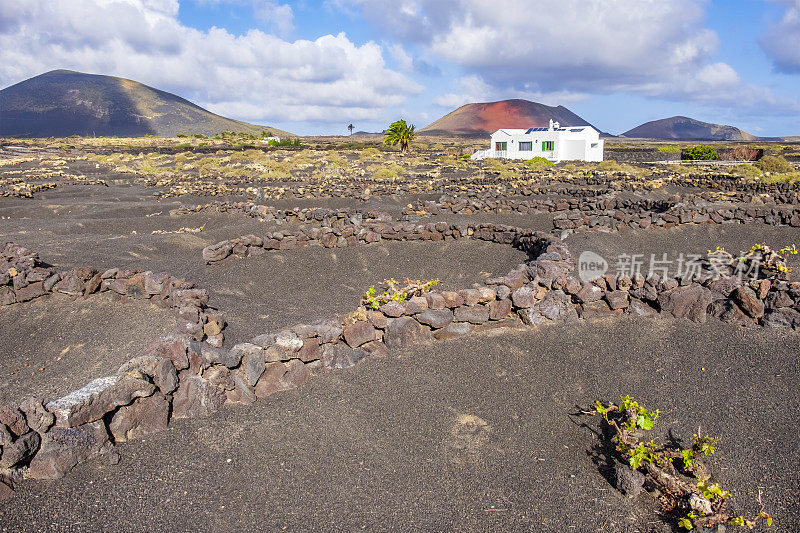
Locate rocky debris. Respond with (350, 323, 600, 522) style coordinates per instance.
(615, 463, 646, 498)
(763, 307, 800, 328)
(118, 356, 178, 394)
(732, 286, 765, 318)
(628, 298, 660, 318)
(0, 477, 13, 500)
(171, 375, 227, 419)
(415, 308, 454, 329)
(658, 284, 713, 323)
(384, 316, 432, 349)
(198, 345, 239, 368)
(18, 397, 54, 434)
(0, 431, 40, 468)
(253, 362, 286, 398)
(537, 291, 580, 323)
(27, 421, 113, 480)
(453, 305, 490, 324)
(145, 337, 190, 370)
(46, 375, 156, 428)
(576, 283, 604, 304)
(226, 372, 257, 405)
(342, 321, 377, 348)
(518, 308, 547, 327)
(202, 240, 234, 263)
(0, 406, 29, 437)
(432, 322, 473, 340)
(511, 286, 536, 308)
(605, 290, 629, 310)
(109, 392, 170, 442)
(488, 298, 513, 320)
(322, 343, 370, 370)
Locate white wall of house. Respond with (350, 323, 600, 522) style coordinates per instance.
(472, 122, 604, 162)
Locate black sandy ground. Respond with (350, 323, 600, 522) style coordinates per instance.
(0, 318, 797, 532)
(1, 181, 799, 531)
(0, 293, 174, 406)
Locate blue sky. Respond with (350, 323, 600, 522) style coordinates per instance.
(1, 0, 799, 136)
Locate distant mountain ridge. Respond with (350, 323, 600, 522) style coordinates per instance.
(622, 116, 757, 141)
(0, 70, 291, 138)
(420, 99, 597, 136)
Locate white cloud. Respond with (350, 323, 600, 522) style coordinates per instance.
(433, 75, 589, 109)
(388, 43, 414, 71)
(0, 0, 422, 125)
(761, 0, 800, 73)
(339, 0, 799, 113)
(253, 1, 294, 36)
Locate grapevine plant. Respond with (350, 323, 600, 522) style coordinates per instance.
(708, 243, 797, 279)
(590, 397, 772, 530)
(362, 278, 439, 310)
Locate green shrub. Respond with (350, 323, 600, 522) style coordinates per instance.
(359, 147, 382, 161)
(523, 156, 555, 169)
(759, 171, 800, 184)
(597, 160, 623, 172)
(729, 163, 762, 179)
(372, 164, 402, 180)
(754, 155, 794, 173)
(682, 145, 719, 160)
(271, 138, 302, 147)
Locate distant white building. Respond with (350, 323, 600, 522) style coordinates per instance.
(472, 120, 604, 162)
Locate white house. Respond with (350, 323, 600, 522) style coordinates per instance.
(472, 120, 604, 162)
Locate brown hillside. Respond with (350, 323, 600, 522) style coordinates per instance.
(622, 116, 757, 141)
(421, 99, 595, 135)
(0, 70, 292, 138)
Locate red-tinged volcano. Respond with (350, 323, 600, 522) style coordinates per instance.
(420, 99, 596, 136)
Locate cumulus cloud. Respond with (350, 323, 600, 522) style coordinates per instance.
(0, 0, 422, 125)
(761, 0, 800, 73)
(339, 0, 798, 112)
(433, 75, 589, 109)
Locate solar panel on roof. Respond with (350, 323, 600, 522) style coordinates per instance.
(570, 128, 584, 132)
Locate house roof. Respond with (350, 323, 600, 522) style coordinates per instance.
(493, 126, 595, 135)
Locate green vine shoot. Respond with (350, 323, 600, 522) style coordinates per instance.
(589, 396, 773, 530)
(362, 278, 439, 310)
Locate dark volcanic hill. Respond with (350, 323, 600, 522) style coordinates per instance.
(420, 99, 596, 136)
(622, 116, 756, 141)
(0, 70, 290, 138)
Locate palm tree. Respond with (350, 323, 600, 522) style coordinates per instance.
(383, 119, 416, 152)
(347, 123, 354, 135)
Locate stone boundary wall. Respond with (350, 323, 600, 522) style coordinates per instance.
(604, 149, 682, 163)
(553, 203, 800, 232)
(0, 242, 227, 493)
(404, 190, 800, 218)
(186, 197, 800, 255)
(171, 202, 394, 227)
(201, 220, 546, 263)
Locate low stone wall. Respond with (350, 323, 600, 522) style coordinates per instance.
(605, 149, 682, 163)
(0, 242, 226, 493)
(404, 190, 800, 219)
(553, 203, 800, 232)
(201, 220, 550, 263)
